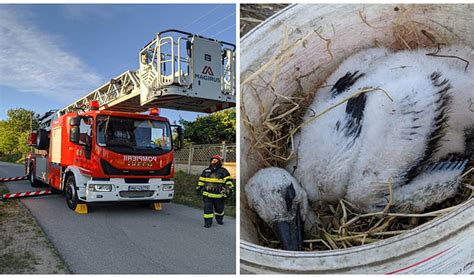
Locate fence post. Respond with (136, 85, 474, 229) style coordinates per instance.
(221, 141, 227, 162)
(187, 143, 194, 174)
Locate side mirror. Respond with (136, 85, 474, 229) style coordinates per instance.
(171, 125, 184, 150)
(70, 117, 80, 126)
(70, 126, 79, 143)
(177, 126, 184, 150)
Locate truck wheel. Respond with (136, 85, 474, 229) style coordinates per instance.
(65, 175, 78, 210)
(29, 166, 42, 188)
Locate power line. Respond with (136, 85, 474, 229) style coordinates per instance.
(200, 12, 236, 36)
(180, 4, 222, 30)
(209, 24, 236, 38)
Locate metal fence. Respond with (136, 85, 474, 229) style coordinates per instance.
(175, 142, 236, 174)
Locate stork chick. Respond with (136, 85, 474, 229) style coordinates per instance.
(245, 45, 474, 250)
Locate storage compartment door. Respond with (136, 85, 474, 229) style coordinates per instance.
(51, 127, 62, 163)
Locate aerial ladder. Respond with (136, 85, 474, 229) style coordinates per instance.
(57, 29, 236, 119)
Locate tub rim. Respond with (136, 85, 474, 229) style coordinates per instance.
(240, 198, 473, 258)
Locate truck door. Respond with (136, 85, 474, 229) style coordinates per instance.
(76, 117, 93, 172)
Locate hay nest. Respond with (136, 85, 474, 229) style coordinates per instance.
(240, 4, 289, 37)
(241, 6, 473, 250)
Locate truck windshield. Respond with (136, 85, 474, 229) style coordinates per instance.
(96, 115, 172, 155)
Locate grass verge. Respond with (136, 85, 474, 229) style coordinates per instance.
(0, 186, 69, 274)
(172, 170, 236, 217)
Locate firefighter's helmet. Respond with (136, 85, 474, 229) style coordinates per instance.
(211, 154, 223, 161)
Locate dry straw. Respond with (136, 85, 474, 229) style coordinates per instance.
(241, 6, 473, 250)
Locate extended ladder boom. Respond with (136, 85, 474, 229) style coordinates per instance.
(60, 70, 142, 114)
(59, 30, 236, 115)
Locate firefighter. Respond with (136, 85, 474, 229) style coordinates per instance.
(196, 154, 234, 228)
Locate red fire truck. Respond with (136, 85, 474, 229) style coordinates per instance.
(24, 30, 235, 213)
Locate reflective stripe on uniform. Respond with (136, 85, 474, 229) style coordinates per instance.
(203, 192, 223, 198)
(215, 211, 224, 216)
(199, 177, 225, 183)
(203, 213, 214, 218)
(197, 181, 205, 186)
(223, 176, 234, 188)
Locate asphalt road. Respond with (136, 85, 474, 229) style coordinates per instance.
(0, 161, 236, 274)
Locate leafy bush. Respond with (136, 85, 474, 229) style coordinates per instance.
(0, 109, 38, 162)
(179, 109, 236, 144)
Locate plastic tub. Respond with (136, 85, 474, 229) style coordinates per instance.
(240, 4, 474, 274)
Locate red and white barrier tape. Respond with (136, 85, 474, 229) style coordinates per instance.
(1, 189, 52, 200)
(0, 176, 28, 182)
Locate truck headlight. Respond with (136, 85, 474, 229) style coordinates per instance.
(162, 184, 174, 191)
(88, 184, 112, 192)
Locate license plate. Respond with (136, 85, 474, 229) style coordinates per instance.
(128, 185, 150, 191)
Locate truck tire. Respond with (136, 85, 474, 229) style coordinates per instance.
(29, 165, 42, 188)
(36, 129, 49, 150)
(64, 175, 79, 210)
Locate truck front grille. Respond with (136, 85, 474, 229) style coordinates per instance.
(101, 159, 172, 176)
(125, 178, 149, 184)
(119, 191, 155, 198)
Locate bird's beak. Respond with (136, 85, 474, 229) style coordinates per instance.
(272, 207, 304, 251)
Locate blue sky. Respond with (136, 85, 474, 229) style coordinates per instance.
(0, 4, 236, 123)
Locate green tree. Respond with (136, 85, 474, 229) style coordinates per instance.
(0, 108, 38, 162)
(179, 108, 236, 144)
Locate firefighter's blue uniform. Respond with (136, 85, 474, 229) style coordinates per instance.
(196, 156, 234, 227)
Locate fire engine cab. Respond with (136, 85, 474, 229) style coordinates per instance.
(24, 30, 235, 213)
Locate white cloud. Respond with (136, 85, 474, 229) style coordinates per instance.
(0, 6, 103, 104)
(60, 5, 120, 23)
